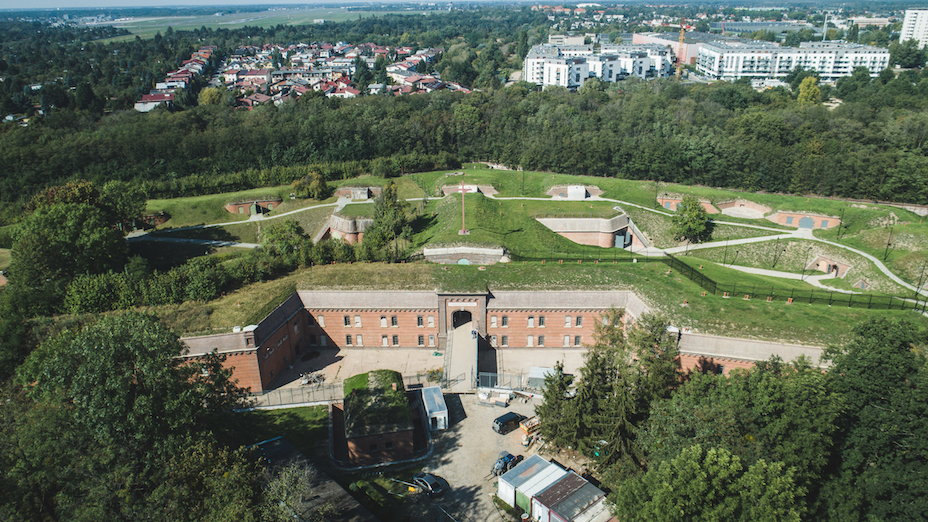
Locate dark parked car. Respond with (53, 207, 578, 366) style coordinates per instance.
(413, 473, 444, 495)
(492, 411, 523, 434)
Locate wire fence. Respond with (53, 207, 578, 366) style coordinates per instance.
(504, 253, 927, 312)
(250, 371, 445, 408)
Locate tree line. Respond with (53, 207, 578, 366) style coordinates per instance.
(537, 314, 928, 520)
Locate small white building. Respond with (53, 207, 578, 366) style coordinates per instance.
(420, 386, 448, 431)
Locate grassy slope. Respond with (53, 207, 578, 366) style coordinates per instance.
(0, 248, 10, 270)
(146, 177, 422, 230)
(684, 239, 911, 295)
(137, 262, 926, 346)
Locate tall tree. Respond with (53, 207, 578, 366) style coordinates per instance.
(817, 319, 928, 520)
(535, 361, 575, 448)
(612, 445, 805, 521)
(671, 195, 712, 243)
(797, 76, 822, 105)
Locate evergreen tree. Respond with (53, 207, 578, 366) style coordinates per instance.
(535, 361, 574, 448)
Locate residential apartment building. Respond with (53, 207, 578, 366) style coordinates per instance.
(900, 9, 928, 48)
(696, 41, 890, 81)
(522, 43, 673, 88)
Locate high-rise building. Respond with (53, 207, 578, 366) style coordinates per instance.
(900, 9, 928, 48)
(522, 43, 674, 88)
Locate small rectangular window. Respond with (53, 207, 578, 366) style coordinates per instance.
(538, 316, 545, 327)
(563, 335, 570, 347)
(345, 335, 353, 346)
(491, 315, 498, 328)
(501, 335, 509, 347)
(491, 335, 497, 346)
(821, 220, 828, 228)
(527, 335, 534, 347)
(576, 316, 583, 327)
(786, 216, 794, 225)
(354, 315, 362, 328)
(502, 316, 509, 327)
(317, 315, 325, 327)
(428, 316, 435, 328)
(428, 335, 435, 347)
(538, 335, 545, 347)
(418, 335, 424, 346)
(392, 335, 399, 346)
(528, 316, 535, 328)
(344, 315, 351, 327)
(574, 335, 582, 346)
(391, 316, 398, 327)
(381, 335, 388, 347)
(417, 315, 424, 327)
(380, 316, 387, 327)
(356, 335, 363, 347)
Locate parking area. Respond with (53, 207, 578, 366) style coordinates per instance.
(419, 394, 539, 521)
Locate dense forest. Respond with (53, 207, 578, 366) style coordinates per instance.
(538, 312, 928, 520)
(3, 71, 928, 227)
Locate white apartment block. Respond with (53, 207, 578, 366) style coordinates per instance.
(900, 9, 928, 48)
(696, 41, 890, 82)
(522, 44, 674, 88)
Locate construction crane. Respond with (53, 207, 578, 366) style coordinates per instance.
(675, 19, 687, 79)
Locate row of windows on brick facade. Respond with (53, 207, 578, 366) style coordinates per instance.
(490, 315, 584, 328)
(301, 333, 581, 348)
(489, 334, 584, 347)
(307, 315, 438, 328)
(308, 314, 587, 329)
(303, 333, 438, 347)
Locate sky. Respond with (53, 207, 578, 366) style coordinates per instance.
(0, 0, 439, 10)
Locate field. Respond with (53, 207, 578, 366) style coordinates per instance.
(0, 248, 10, 270)
(93, 7, 429, 42)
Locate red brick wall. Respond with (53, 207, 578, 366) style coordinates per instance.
(218, 351, 263, 391)
(347, 430, 416, 465)
(305, 309, 441, 349)
(678, 354, 755, 375)
(255, 310, 310, 389)
(486, 310, 600, 348)
(558, 231, 614, 248)
(223, 200, 280, 215)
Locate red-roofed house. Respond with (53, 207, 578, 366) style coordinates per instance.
(134, 93, 174, 112)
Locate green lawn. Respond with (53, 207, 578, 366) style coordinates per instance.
(235, 405, 328, 458)
(0, 248, 10, 270)
(98, 7, 429, 42)
(146, 186, 299, 228)
(336, 203, 376, 218)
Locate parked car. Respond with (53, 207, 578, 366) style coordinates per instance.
(412, 473, 444, 496)
(492, 411, 523, 434)
(506, 454, 524, 472)
(492, 451, 515, 476)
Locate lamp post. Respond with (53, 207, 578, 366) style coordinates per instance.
(458, 180, 469, 236)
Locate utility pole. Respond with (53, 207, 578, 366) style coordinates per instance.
(458, 180, 469, 236)
(882, 225, 894, 260)
(836, 207, 846, 239)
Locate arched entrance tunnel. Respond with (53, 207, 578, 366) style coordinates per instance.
(452, 310, 473, 329)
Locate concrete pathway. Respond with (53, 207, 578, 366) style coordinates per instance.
(721, 263, 858, 294)
(445, 321, 478, 393)
(126, 235, 260, 249)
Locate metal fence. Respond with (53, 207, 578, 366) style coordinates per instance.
(477, 371, 545, 393)
(509, 252, 927, 312)
(250, 371, 446, 408)
(666, 253, 928, 312)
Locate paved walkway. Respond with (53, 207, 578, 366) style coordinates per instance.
(126, 235, 260, 249)
(445, 322, 478, 393)
(721, 263, 857, 294)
